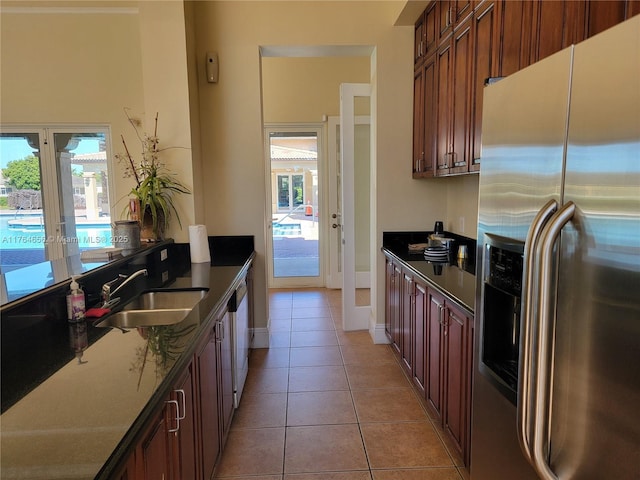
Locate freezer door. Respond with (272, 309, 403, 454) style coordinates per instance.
(472, 47, 573, 479)
(550, 16, 640, 480)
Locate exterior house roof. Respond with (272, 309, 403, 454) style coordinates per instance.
(270, 145, 316, 161)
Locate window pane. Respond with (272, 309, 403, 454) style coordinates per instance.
(292, 174, 304, 207)
(0, 132, 47, 271)
(53, 132, 111, 256)
(278, 175, 290, 209)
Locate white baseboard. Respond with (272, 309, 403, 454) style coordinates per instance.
(251, 327, 270, 348)
(370, 320, 390, 345)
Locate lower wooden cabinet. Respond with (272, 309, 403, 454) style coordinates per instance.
(196, 307, 234, 480)
(196, 321, 221, 480)
(173, 364, 198, 480)
(133, 363, 198, 480)
(384, 254, 474, 466)
(118, 305, 237, 480)
(442, 300, 473, 464)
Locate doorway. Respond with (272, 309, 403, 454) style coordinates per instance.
(265, 125, 323, 288)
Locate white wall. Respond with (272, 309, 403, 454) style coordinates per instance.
(1, 1, 196, 242)
(190, 1, 457, 333)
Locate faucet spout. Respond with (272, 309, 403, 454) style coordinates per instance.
(101, 268, 148, 308)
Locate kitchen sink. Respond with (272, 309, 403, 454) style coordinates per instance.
(95, 289, 208, 329)
(122, 289, 207, 311)
(95, 308, 193, 329)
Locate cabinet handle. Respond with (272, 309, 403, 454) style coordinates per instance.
(175, 389, 186, 421)
(216, 320, 223, 343)
(166, 399, 180, 433)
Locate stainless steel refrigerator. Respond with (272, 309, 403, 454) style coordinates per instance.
(472, 16, 640, 480)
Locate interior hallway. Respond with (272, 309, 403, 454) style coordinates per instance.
(214, 288, 466, 480)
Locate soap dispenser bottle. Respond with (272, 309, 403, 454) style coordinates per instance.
(66, 276, 85, 323)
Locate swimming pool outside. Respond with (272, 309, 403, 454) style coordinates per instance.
(0, 211, 113, 271)
(0, 212, 113, 250)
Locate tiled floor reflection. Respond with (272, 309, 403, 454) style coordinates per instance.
(214, 288, 466, 480)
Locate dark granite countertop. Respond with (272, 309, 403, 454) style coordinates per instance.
(382, 231, 477, 315)
(0, 240, 254, 480)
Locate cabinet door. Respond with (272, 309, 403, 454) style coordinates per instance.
(497, 0, 533, 77)
(172, 365, 198, 480)
(415, 13, 425, 65)
(400, 272, 414, 375)
(413, 67, 425, 175)
(443, 304, 468, 455)
(196, 327, 220, 480)
(436, 41, 453, 175)
(141, 407, 172, 480)
(586, 0, 627, 38)
(470, 1, 499, 172)
(412, 280, 427, 396)
(422, 54, 438, 177)
(426, 288, 445, 419)
(218, 311, 234, 442)
(439, 0, 454, 43)
(385, 257, 400, 342)
(450, 16, 473, 175)
(530, 0, 586, 64)
(391, 262, 402, 351)
(424, 1, 439, 56)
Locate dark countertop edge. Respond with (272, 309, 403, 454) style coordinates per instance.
(382, 247, 474, 317)
(96, 251, 255, 480)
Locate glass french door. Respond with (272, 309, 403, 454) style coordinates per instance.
(277, 173, 304, 211)
(0, 127, 111, 272)
(265, 126, 323, 287)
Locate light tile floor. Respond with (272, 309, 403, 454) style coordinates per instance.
(214, 288, 467, 480)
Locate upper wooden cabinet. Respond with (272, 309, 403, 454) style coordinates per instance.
(529, 0, 586, 64)
(413, 0, 639, 179)
(439, 0, 474, 43)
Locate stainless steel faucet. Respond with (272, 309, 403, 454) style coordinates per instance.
(101, 268, 148, 308)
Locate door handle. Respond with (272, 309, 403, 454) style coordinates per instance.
(530, 201, 575, 480)
(175, 389, 186, 421)
(166, 399, 180, 433)
(518, 199, 557, 463)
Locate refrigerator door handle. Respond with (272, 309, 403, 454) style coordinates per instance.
(518, 199, 558, 463)
(531, 201, 576, 480)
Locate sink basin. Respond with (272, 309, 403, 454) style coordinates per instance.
(95, 308, 193, 329)
(122, 289, 207, 311)
(95, 289, 208, 329)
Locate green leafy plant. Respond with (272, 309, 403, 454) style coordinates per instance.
(131, 323, 198, 388)
(116, 109, 190, 240)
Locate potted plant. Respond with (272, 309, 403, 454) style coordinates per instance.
(117, 110, 190, 240)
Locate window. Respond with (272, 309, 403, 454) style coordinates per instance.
(0, 126, 113, 272)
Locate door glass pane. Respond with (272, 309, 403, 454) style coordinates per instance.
(269, 131, 319, 279)
(0, 132, 48, 271)
(53, 132, 112, 256)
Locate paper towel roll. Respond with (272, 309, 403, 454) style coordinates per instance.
(188, 225, 211, 263)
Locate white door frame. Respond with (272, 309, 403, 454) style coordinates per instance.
(327, 115, 371, 290)
(340, 83, 371, 331)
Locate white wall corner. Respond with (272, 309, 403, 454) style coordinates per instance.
(251, 327, 270, 349)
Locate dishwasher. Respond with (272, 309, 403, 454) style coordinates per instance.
(228, 278, 249, 408)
